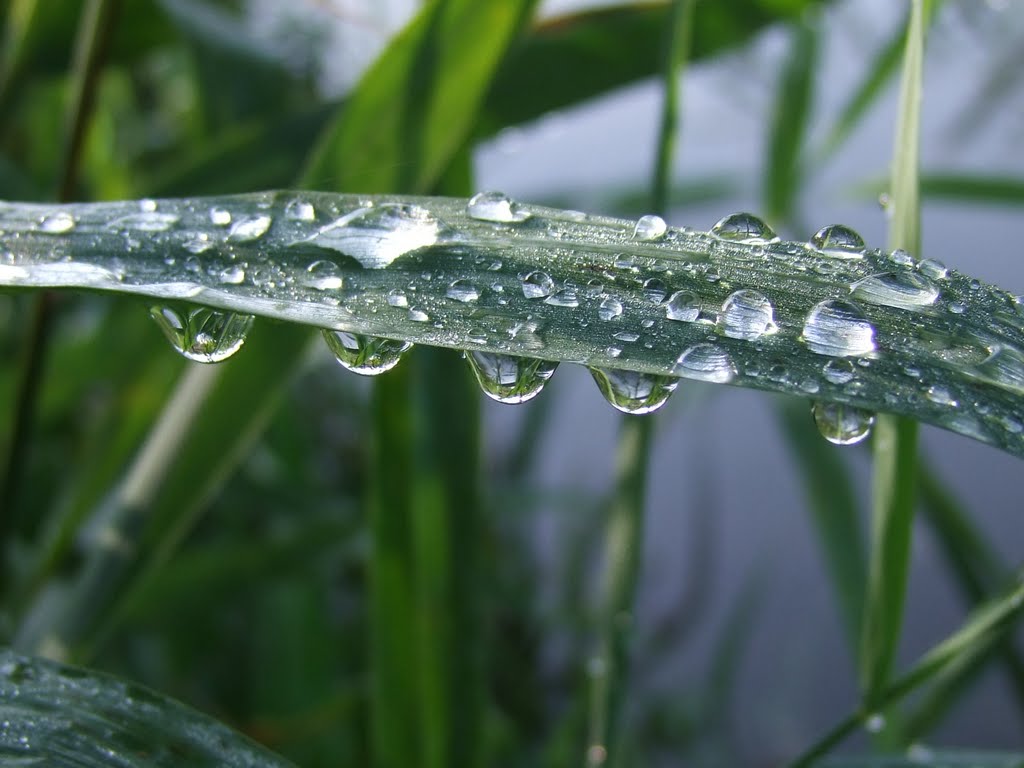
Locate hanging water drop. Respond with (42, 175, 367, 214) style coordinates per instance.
(322, 330, 412, 375)
(228, 215, 272, 242)
(718, 289, 777, 340)
(598, 297, 623, 321)
(521, 270, 555, 299)
(465, 352, 558, 404)
(633, 214, 667, 241)
(466, 190, 531, 223)
(809, 224, 865, 258)
(710, 212, 778, 244)
(285, 198, 316, 221)
(852, 271, 939, 309)
(672, 343, 736, 383)
(298, 204, 439, 269)
(446, 279, 480, 303)
(801, 299, 876, 357)
(150, 304, 254, 363)
(811, 401, 875, 445)
(664, 290, 701, 322)
(589, 368, 679, 415)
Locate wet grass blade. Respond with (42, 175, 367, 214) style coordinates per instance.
(860, 0, 926, 708)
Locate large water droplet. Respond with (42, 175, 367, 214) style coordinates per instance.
(589, 368, 678, 414)
(521, 270, 555, 299)
(466, 352, 557, 404)
(633, 214, 667, 241)
(228, 215, 272, 242)
(545, 287, 579, 307)
(446, 279, 480, 303)
(642, 278, 667, 303)
(466, 190, 531, 223)
(150, 305, 254, 363)
(802, 299, 876, 357)
(302, 260, 343, 290)
(322, 330, 412, 375)
(598, 297, 623, 321)
(718, 289, 776, 340)
(809, 224, 865, 258)
(285, 198, 316, 221)
(918, 258, 947, 280)
(811, 401, 875, 445)
(299, 204, 439, 269)
(673, 343, 736, 383)
(710, 212, 778, 244)
(851, 271, 939, 309)
(39, 212, 75, 233)
(209, 207, 232, 226)
(664, 290, 701, 322)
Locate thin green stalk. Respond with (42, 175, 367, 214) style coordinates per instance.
(860, 0, 926, 709)
(588, 4, 694, 764)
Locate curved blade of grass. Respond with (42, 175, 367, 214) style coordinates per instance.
(0, 647, 296, 767)
(859, 0, 927, 708)
(3, 192, 1024, 460)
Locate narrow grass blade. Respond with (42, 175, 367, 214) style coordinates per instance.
(860, 0, 927, 707)
(763, 13, 819, 227)
(920, 173, 1024, 206)
(823, 751, 1024, 768)
(0, 647, 297, 767)
(778, 398, 866, 650)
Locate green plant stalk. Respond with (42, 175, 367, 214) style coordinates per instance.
(2, 192, 1024, 459)
(860, 0, 926, 709)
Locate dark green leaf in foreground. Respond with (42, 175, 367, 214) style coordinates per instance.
(0, 647, 295, 767)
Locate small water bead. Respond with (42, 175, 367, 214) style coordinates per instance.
(545, 287, 579, 308)
(710, 212, 778, 244)
(300, 204, 439, 269)
(970, 344, 1024, 395)
(521, 270, 555, 299)
(811, 401, 875, 445)
(387, 289, 409, 308)
(466, 190, 531, 223)
(809, 224, 865, 258)
(209, 207, 232, 226)
(852, 271, 939, 309)
(802, 299, 876, 357)
(598, 297, 623, 321)
(408, 307, 430, 322)
(664, 290, 701, 322)
(39, 212, 75, 233)
(918, 258, 947, 280)
(673, 343, 736, 383)
(465, 352, 557, 404)
(889, 248, 915, 267)
(446, 279, 480, 303)
(589, 368, 679, 415)
(218, 265, 245, 285)
(822, 358, 855, 385)
(718, 289, 777, 341)
(182, 232, 212, 253)
(303, 260, 343, 290)
(925, 385, 958, 407)
(613, 331, 640, 343)
(150, 305, 254, 363)
(108, 211, 179, 232)
(228, 214, 272, 242)
(322, 330, 412, 375)
(285, 198, 316, 221)
(633, 214, 667, 241)
(642, 278, 667, 303)
(947, 301, 965, 314)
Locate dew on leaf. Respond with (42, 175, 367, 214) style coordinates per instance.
(589, 368, 679, 414)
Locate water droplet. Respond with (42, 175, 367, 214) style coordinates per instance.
(864, 713, 886, 734)
(466, 352, 557, 404)
(925, 385, 957, 407)
(446, 279, 480, 303)
(710, 212, 778, 244)
(802, 299, 876, 357)
(150, 305, 254, 363)
(822, 359, 855, 385)
(209, 207, 232, 226)
(182, 232, 211, 253)
(673, 343, 736, 383)
(521, 270, 555, 299)
(664, 290, 701, 322)
(811, 401, 875, 445)
(39, 212, 75, 233)
(228, 215, 272, 242)
(589, 368, 678, 414)
(285, 198, 316, 221)
(633, 214, 667, 241)
(613, 331, 640, 343)
(302, 259, 342, 290)
(108, 211, 179, 232)
(642, 278, 667, 303)
(140, 198, 157, 212)
(948, 301, 966, 314)
(718, 289, 776, 340)
(387, 289, 409, 308)
(852, 271, 939, 309)
(809, 224, 865, 258)
(408, 307, 430, 322)
(466, 190, 531, 223)
(218, 264, 245, 285)
(918, 258, 947, 280)
(890, 248, 914, 267)
(322, 330, 412, 375)
(598, 297, 623, 321)
(969, 344, 1024, 395)
(545, 287, 579, 307)
(298, 204, 439, 269)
